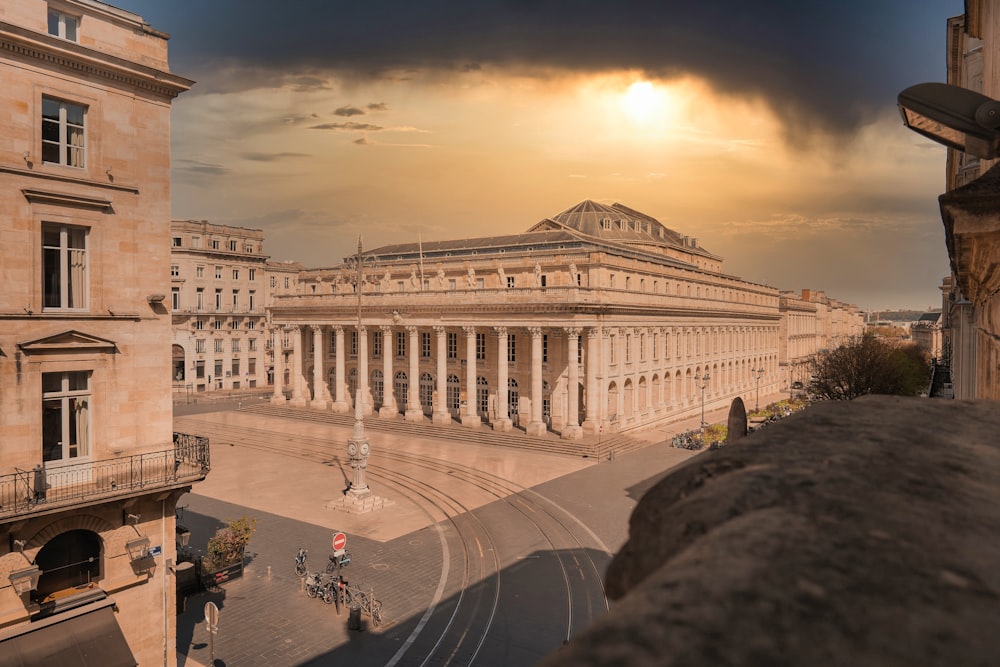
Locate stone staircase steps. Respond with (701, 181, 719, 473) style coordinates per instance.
(239, 403, 649, 460)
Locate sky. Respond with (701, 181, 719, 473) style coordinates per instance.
(113, 0, 965, 311)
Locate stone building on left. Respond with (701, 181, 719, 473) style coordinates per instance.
(0, 2, 209, 665)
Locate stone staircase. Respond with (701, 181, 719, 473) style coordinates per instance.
(239, 403, 649, 460)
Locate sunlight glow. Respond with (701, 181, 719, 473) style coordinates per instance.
(622, 81, 660, 123)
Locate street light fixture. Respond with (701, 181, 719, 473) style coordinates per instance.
(898, 82, 1000, 159)
(754, 367, 765, 413)
(695, 373, 710, 438)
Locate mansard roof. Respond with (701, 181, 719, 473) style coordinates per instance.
(358, 200, 713, 265)
(537, 200, 689, 247)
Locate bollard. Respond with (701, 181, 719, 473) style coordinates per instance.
(300, 576, 304, 592)
(267, 565, 271, 581)
(348, 603, 362, 631)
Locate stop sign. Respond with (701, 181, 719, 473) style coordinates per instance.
(332, 532, 347, 552)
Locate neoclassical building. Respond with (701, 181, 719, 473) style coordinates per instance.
(268, 201, 798, 439)
(0, 2, 206, 663)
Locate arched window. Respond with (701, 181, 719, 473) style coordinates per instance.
(371, 370, 384, 408)
(420, 373, 434, 413)
(34, 529, 102, 603)
(477, 377, 489, 417)
(348, 368, 357, 399)
(447, 374, 461, 411)
(394, 371, 408, 409)
(508, 378, 519, 422)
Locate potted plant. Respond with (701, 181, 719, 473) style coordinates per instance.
(200, 515, 256, 587)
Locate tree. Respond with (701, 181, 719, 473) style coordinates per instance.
(205, 515, 257, 570)
(808, 332, 929, 400)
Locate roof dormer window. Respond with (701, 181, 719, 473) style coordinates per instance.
(48, 9, 78, 42)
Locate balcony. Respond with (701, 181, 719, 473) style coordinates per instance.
(0, 433, 210, 521)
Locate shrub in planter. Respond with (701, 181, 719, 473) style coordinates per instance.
(204, 515, 257, 571)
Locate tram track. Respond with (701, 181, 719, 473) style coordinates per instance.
(175, 413, 611, 665)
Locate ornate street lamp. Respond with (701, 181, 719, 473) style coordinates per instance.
(754, 367, 765, 412)
(695, 373, 710, 438)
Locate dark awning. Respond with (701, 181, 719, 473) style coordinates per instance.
(0, 599, 136, 667)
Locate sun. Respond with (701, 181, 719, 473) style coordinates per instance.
(622, 81, 659, 123)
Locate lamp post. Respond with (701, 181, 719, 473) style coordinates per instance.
(754, 367, 765, 412)
(695, 373, 710, 438)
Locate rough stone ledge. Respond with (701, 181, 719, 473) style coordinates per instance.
(540, 395, 1000, 667)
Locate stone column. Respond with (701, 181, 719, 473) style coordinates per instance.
(433, 326, 450, 424)
(310, 325, 328, 409)
(379, 325, 397, 417)
(358, 325, 372, 415)
(332, 326, 348, 413)
(270, 325, 286, 403)
(527, 327, 546, 436)
(581, 327, 599, 434)
(493, 326, 512, 431)
(289, 326, 307, 406)
(405, 326, 423, 421)
(462, 326, 480, 427)
(563, 327, 582, 440)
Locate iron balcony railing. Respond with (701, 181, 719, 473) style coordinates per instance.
(0, 433, 210, 520)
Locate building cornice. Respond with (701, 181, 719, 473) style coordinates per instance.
(0, 21, 193, 99)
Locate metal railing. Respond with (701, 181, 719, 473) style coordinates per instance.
(0, 433, 210, 519)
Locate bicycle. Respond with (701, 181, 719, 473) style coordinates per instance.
(294, 547, 308, 577)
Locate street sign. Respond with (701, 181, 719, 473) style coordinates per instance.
(204, 601, 219, 630)
(332, 532, 347, 552)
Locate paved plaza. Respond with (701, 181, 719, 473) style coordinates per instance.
(173, 393, 788, 666)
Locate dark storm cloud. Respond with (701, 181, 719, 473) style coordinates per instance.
(125, 0, 962, 140)
(334, 106, 365, 117)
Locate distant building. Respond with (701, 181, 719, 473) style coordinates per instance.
(779, 290, 864, 391)
(169, 220, 303, 393)
(912, 312, 944, 360)
(0, 2, 207, 664)
(267, 201, 862, 438)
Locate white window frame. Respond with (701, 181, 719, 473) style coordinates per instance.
(42, 222, 88, 311)
(41, 370, 90, 465)
(42, 97, 86, 167)
(47, 9, 79, 41)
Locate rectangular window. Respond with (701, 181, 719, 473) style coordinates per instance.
(232, 290, 239, 309)
(449, 279, 456, 290)
(477, 278, 485, 289)
(542, 334, 548, 363)
(195, 319, 205, 331)
(248, 290, 256, 310)
(210, 239, 220, 250)
(171, 264, 179, 277)
(351, 331, 358, 356)
(284, 277, 290, 288)
(447, 332, 458, 359)
(214, 360, 223, 378)
(172, 237, 182, 247)
(476, 333, 486, 361)
(231, 360, 239, 377)
(232, 269, 239, 280)
(215, 266, 222, 280)
(610, 335, 616, 364)
(626, 334, 632, 362)
(196, 288, 204, 311)
(421, 332, 431, 358)
(229, 319, 240, 331)
(215, 339, 224, 353)
(507, 276, 515, 289)
(398, 281, 406, 292)
(396, 331, 406, 358)
(47, 10, 78, 41)
(652, 333, 658, 360)
(171, 287, 180, 310)
(195, 339, 205, 353)
(371, 330, 382, 358)
(195, 360, 205, 378)
(248, 358, 256, 374)
(330, 331, 337, 354)
(508, 335, 516, 363)
(232, 339, 240, 353)
(249, 268, 256, 281)
(42, 371, 89, 463)
(247, 319, 256, 330)
(270, 276, 277, 288)
(229, 240, 238, 252)
(192, 236, 201, 249)
(640, 333, 646, 361)
(215, 289, 222, 310)
(42, 97, 85, 167)
(213, 319, 223, 331)
(42, 223, 87, 310)
(249, 338, 257, 352)
(196, 266, 205, 278)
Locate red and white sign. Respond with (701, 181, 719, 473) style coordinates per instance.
(332, 532, 347, 552)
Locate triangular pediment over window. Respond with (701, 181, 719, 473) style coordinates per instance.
(17, 330, 118, 354)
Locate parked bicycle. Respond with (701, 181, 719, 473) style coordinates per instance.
(339, 578, 383, 627)
(324, 551, 351, 573)
(294, 547, 308, 577)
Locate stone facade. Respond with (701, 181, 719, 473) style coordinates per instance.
(942, 0, 1000, 399)
(268, 201, 863, 440)
(0, 2, 205, 664)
